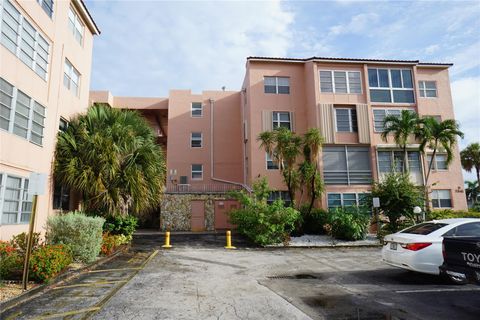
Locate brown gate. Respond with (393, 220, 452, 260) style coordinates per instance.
(214, 200, 238, 230)
(191, 200, 205, 231)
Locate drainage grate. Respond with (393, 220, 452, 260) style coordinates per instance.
(267, 274, 318, 280)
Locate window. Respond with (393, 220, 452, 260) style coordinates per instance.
(179, 176, 188, 185)
(0, 77, 46, 145)
(327, 193, 370, 209)
(431, 190, 452, 208)
(266, 153, 279, 170)
(377, 151, 421, 173)
(373, 109, 416, 132)
(272, 111, 291, 130)
(427, 153, 448, 171)
(68, 7, 84, 45)
(64, 59, 80, 96)
(264, 77, 290, 94)
(191, 164, 203, 180)
(191, 132, 202, 148)
(444, 222, 480, 237)
(0, 173, 32, 224)
(401, 222, 448, 235)
(323, 146, 372, 185)
(52, 183, 69, 211)
(267, 191, 291, 206)
(319, 71, 362, 94)
(335, 108, 357, 132)
(1, 0, 50, 79)
(191, 102, 202, 117)
(368, 68, 414, 103)
(59, 117, 68, 132)
(37, 0, 53, 18)
(419, 81, 437, 98)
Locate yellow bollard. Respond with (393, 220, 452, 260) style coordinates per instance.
(224, 230, 236, 249)
(162, 231, 172, 248)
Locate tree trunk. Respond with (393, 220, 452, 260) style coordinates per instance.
(424, 140, 438, 212)
(403, 146, 408, 173)
(307, 171, 316, 215)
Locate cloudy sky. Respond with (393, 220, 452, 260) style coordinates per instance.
(85, 0, 480, 179)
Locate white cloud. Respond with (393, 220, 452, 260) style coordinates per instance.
(328, 13, 379, 36)
(447, 41, 480, 77)
(451, 77, 480, 181)
(89, 1, 294, 96)
(424, 44, 440, 55)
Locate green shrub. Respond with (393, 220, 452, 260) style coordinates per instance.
(46, 211, 105, 263)
(426, 209, 480, 220)
(301, 206, 328, 235)
(328, 206, 371, 241)
(0, 241, 23, 280)
(29, 244, 72, 282)
(10, 232, 41, 254)
(100, 233, 130, 255)
(103, 215, 138, 238)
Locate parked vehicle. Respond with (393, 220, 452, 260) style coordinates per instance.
(440, 236, 480, 284)
(382, 218, 480, 275)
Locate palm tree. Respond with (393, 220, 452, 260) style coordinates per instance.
(257, 127, 302, 207)
(54, 104, 166, 217)
(301, 128, 324, 214)
(461, 142, 480, 188)
(417, 117, 464, 210)
(465, 180, 479, 205)
(381, 110, 420, 173)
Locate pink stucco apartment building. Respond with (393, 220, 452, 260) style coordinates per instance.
(91, 56, 467, 231)
(0, 0, 99, 240)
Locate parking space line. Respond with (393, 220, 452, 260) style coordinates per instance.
(88, 267, 142, 273)
(32, 307, 101, 319)
(53, 280, 128, 289)
(396, 288, 480, 294)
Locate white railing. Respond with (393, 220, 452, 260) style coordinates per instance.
(166, 183, 244, 194)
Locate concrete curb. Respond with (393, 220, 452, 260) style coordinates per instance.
(0, 246, 128, 314)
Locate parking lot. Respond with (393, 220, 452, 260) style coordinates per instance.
(95, 236, 480, 320)
(2, 235, 479, 319)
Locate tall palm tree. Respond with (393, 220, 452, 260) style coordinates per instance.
(461, 142, 480, 188)
(54, 104, 166, 217)
(417, 117, 464, 210)
(301, 128, 324, 214)
(465, 180, 479, 205)
(257, 127, 302, 207)
(381, 110, 420, 173)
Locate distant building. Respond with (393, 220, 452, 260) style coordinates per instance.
(0, 0, 99, 240)
(91, 56, 467, 231)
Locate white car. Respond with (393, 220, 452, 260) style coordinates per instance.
(382, 218, 480, 275)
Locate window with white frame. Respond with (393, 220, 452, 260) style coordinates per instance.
(323, 146, 372, 185)
(63, 59, 80, 96)
(319, 71, 361, 94)
(368, 68, 414, 103)
(191, 132, 202, 148)
(427, 153, 448, 171)
(191, 164, 203, 180)
(373, 109, 416, 132)
(1, 0, 50, 79)
(0, 173, 32, 224)
(267, 191, 291, 206)
(68, 6, 84, 45)
(59, 117, 68, 132)
(335, 108, 357, 132)
(272, 111, 291, 130)
(419, 81, 437, 98)
(0, 77, 46, 145)
(264, 77, 290, 94)
(266, 153, 279, 170)
(37, 0, 53, 18)
(377, 150, 421, 173)
(191, 102, 202, 117)
(327, 193, 370, 209)
(52, 183, 69, 211)
(431, 190, 452, 208)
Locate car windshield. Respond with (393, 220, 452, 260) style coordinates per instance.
(401, 223, 448, 235)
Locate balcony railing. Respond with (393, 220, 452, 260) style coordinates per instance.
(165, 183, 243, 194)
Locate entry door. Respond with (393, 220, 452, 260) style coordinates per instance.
(191, 200, 205, 231)
(214, 200, 238, 230)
